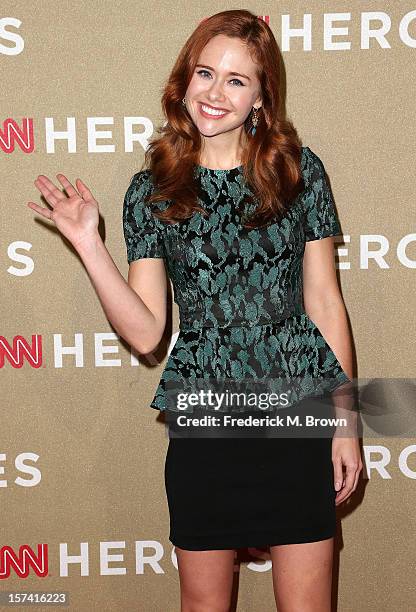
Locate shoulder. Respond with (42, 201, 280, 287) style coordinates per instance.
(130, 168, 152, 181)
(128, 169, 153, 191)
(129, 169, 173, 217)
(300, 146, 326, 181)
(123, 170, 154, 219)
(123, 170, 169, 229)
(123, 169, 155, 205)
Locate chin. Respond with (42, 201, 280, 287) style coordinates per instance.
(195, 123, 225, 137)
(196, 119, 241, 137)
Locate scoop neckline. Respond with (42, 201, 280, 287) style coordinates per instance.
(194, 163, 243, 173)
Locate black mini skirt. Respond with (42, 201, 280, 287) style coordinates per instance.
(164, 400, 337, 551)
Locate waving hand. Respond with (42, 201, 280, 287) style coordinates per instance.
(28, 174, 100, 251)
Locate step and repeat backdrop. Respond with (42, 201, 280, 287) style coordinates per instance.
(2, 2, 415, 611)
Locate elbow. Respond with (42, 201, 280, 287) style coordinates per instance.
(129, 316, 165, 355)
(135, 334, 163, 355)
(137, 343, 158, 355)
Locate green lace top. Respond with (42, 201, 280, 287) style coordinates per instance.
(122, 146, 351, 411)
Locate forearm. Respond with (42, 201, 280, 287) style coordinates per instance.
(306, 300, 358, 436)
(76, 231, 158, 353)
(305, 299, 353, 381)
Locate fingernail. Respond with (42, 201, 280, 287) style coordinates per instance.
(335, 482, 341, 491)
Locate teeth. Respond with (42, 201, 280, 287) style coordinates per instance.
(201, 104, 226, 116)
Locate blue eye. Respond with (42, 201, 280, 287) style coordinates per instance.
(196, 70, 244, 87)
(197, 69, 211, 78)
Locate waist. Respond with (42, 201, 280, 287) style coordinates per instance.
(179, 303, 305, 331)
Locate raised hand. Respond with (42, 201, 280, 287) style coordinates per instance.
(28, 174, 100, 251)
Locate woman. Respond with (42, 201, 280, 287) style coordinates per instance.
(28, 9, 362, 612)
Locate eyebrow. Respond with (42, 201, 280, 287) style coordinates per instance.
(195, 64, 251, 82)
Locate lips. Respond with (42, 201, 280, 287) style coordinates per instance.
(198, 102, 230, 119)
(200, 102, 229, 112)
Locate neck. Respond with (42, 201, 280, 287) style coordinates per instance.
(199, 129, 248, 170)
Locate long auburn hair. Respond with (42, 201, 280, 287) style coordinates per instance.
(142, 9, 305, 229)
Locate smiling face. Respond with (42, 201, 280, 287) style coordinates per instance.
(184, 34, 263, 144)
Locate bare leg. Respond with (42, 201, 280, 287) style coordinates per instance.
(175, 546, 235, 612)
(270, 538, 334, 612)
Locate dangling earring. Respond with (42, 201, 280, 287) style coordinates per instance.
(182, 96, 186, 106)
(250, 106, 259, 135)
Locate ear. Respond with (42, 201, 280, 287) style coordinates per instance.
(254, 93, 262, 108)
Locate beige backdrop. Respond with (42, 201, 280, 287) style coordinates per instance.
(2, 1, 415, 610)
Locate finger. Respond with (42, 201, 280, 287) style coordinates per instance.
(335, 466, 356, 504)
(34, 176, 64, 207)
(336, 485, 354, 505)
(344, 463, 358, 491)
(75, 177, 94, 202)
(56, 173, 81, 199)
(351, 463, 362, 492)
(335, 484, 350, 504)
(27, 201, 53, 220)
(332, 455, 343, 492)
(335, 492, 348, 505)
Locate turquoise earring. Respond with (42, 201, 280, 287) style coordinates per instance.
(250, 106, 259, 136)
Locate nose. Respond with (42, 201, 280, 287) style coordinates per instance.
(207, 78, 226, 102)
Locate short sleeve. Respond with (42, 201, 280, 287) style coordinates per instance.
(122, 171, 165, 262)
(301, 146, 342, 241)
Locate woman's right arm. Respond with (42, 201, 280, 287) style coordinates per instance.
(77, 234, 167, 354)
(28, 173, 166, 355)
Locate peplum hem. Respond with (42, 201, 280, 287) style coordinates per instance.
(149, 312, 351, 412)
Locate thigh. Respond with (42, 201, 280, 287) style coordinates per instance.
(270, 538, 334, 612)
(175, 547, 235, 612)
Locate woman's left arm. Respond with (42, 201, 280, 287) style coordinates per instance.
(303, 236, 363, 506)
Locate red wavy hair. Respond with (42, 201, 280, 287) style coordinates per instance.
(142, 9, 305, 229)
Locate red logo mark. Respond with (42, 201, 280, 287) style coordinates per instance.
(0, 335, 43, 368)
(0, 118, 34, 153)
(0, 544, 48, 578)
